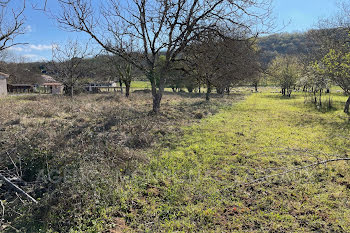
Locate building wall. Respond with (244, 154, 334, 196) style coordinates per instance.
(52, 85, 64, 95)
(0, 78, 7, 96)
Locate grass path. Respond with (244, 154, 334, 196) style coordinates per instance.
(116, 92, 350, 232)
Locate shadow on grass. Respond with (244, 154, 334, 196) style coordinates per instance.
(303, 103, 339, 114)
(262, 93, 298, 100)
(163, 91, 229, 99)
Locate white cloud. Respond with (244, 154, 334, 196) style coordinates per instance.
(6, 44, 56, 62)
(8, 44, 56, 52)
(8, 47, 26, 52)
(29, 44, 54, 51)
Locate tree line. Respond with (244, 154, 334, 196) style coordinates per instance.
(0, 0, 271, 109)
(53, 0, 272, 112)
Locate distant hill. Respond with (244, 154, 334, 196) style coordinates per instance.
(258, 32, 315, 66)
(259, 33, 310, 56)
(258, 28, 350, 66)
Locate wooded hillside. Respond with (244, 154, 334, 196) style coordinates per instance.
(258, 28, 350, 66)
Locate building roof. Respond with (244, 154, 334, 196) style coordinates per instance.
(37, 75, 63, 86)
(41, 75, 58, 83)
(8, 84, 34, 87)
(42, 82, 63, 86)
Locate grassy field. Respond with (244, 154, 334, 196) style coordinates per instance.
(1, 89, 350, 232)
(0, 91, 243, 232)
(107, 90, 350, 232)
(130, 81, 151, 89)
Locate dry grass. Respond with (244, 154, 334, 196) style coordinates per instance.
(0, 91, 244, 232)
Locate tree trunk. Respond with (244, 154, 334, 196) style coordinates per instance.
(71, 77, 74, 98)
(153, 92, 162, 113)
(119, 79, 123, 94)
(216, 86, 224, 95)
(254, 83, 258, 92)
(206, 79, 211, 101)
(149, 71, 164, 114)
(282, 88, 285, 96)
(344, 96, 350, 114)
(328, 95, 332, 109)
(125, 81, 130, 97)
(314, 91, 317, 104)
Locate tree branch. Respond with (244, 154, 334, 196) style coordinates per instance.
(0, 173, 38, 204)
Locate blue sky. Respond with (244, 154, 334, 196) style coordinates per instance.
(6, 0, 90, 62)
(273, 0, 338, 32)
(6, 0, 340, 62)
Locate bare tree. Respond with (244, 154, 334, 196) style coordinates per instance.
(30, 0, 48, 11)
(116, 63, 133, 97)
(0, 0, 26, 51)
(184, 31, 259, 100)
(54, 0, 273, 113)
(50, 40, 91, 97)
(106, 54, 136, 97)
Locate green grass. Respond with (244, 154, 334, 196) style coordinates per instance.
(130, 81, 175, 92)
(131, 81, 151, 89)
(116, 91, 350, 232)
(3, 89, 350, 232)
